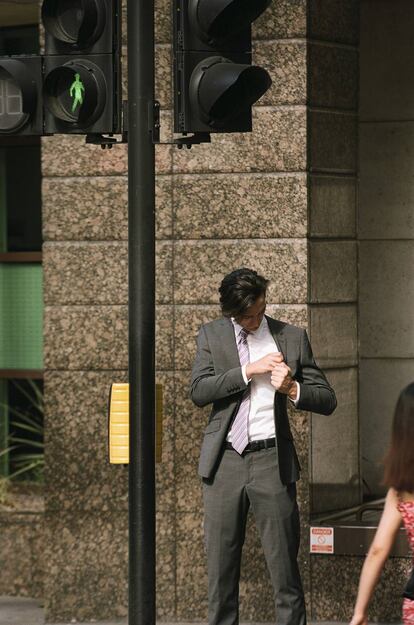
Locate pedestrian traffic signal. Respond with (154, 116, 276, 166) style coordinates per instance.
(173, 0, 272, 134)
(42, 0, 121, 134)
(0, 56, 43, 135)
(0, 1, 121, 137)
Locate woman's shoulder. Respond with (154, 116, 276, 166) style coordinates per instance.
(395, 490, 414, 514)
(397, 490, 414, 502)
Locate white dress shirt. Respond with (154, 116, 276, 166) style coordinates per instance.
(227, 316, 300, 443)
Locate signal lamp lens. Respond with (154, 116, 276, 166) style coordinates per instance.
(194, 0, 272, 44)
(56, 0, 84, 43)
(191, 57, 271, 127)
(44, 62, 105, 128)
(42, 0, 102, 48)
(0, 68, 29, 132)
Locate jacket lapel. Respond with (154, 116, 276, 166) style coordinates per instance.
(266, 315, 287, 361)
(266, 315, 292, 437)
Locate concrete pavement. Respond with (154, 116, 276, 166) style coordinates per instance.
(0, 596, 402, 625)
(0, 597, 126, 625)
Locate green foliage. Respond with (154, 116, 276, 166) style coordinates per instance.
(0, 476, 9, 505)
(1, 380, 44, 483)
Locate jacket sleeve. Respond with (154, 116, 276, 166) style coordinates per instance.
(295, 329, 337, 415)
(190, 325, 247, 408)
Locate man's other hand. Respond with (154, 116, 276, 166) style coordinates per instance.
(270, 361, 297, 398)
(246, 353, 282, 378)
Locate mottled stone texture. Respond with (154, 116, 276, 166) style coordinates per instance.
(309, 241, 357, 303)
(39, 0, 367, 622)
(174, 173, 307, 240)
(0, 512, 44, 599)
(309, 305, 358, 369)
(308, 0, 359, 45)
(310, 176, 356, 238)
(173, 240, 307, 304)
(42, 175, 173, 241)
(309, 112, 357, 173)
(172, 108, 307, 174)
(308, 44, 358, 110)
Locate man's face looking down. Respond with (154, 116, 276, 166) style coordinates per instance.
(234, 295, 266, 332)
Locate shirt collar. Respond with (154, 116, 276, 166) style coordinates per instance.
(231, 315, 267, 338)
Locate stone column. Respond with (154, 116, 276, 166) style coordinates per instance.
(307, 1, 359, 514)
(359, 0, 414, 496)
(307, 0, 360, 620)
(310, 1, 412, 622)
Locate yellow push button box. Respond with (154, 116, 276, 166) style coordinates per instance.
(109, 383, 163, 464)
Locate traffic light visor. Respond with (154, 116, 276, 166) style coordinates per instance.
(193, 0, 271, 44)
(44, 61, 106, 127)
(42, 0, 104, 48)
(0, 60, 37, 133)
(193, 57, 271, 126)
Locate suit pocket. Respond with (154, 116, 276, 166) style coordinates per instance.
(204, 419, 221, 434)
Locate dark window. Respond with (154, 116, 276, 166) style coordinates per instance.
(5, 143, 42, 252)
(0, 25, 39, 56)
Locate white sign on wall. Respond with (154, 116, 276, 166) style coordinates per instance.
(310, 527, 334, 554)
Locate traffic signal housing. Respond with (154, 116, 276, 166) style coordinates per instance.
(42, 0, 121, 135)
(173, 0, 272, 134)
(0, 56, 43, 136)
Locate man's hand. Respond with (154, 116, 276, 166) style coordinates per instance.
(246, 352, 282, 378)
(270, 361, 297, 399)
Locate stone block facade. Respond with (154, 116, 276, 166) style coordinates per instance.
(40, 1, 410, 623)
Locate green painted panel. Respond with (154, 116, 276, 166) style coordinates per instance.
(0, 264, 43, 369)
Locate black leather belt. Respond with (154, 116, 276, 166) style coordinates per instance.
(224, 438, 276, 453)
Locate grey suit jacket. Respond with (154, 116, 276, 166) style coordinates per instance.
(190, 315, 337, 484)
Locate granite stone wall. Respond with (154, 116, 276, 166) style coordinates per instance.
(40, 0, 369, 623)
(0, 502, 44, 599)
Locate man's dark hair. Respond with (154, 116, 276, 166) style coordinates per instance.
(219, 268, 269, 318)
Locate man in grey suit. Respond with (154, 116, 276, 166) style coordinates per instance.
(190, 268, 336, 625)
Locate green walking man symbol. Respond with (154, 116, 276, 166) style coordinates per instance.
(69, 73, 85, 113)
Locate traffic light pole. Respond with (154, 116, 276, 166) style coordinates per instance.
(127, 1, 156, 625)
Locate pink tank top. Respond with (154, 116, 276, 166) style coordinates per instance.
(398, 498, 414, 624)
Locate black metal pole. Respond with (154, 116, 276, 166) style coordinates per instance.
(127, 0, 156, 624)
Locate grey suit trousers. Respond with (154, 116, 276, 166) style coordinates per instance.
(203, 446, 306, 625)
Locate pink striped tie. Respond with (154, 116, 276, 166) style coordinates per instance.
(231, 328, 250, 454)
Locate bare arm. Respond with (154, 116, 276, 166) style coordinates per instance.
(350, 488, 402, 625)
